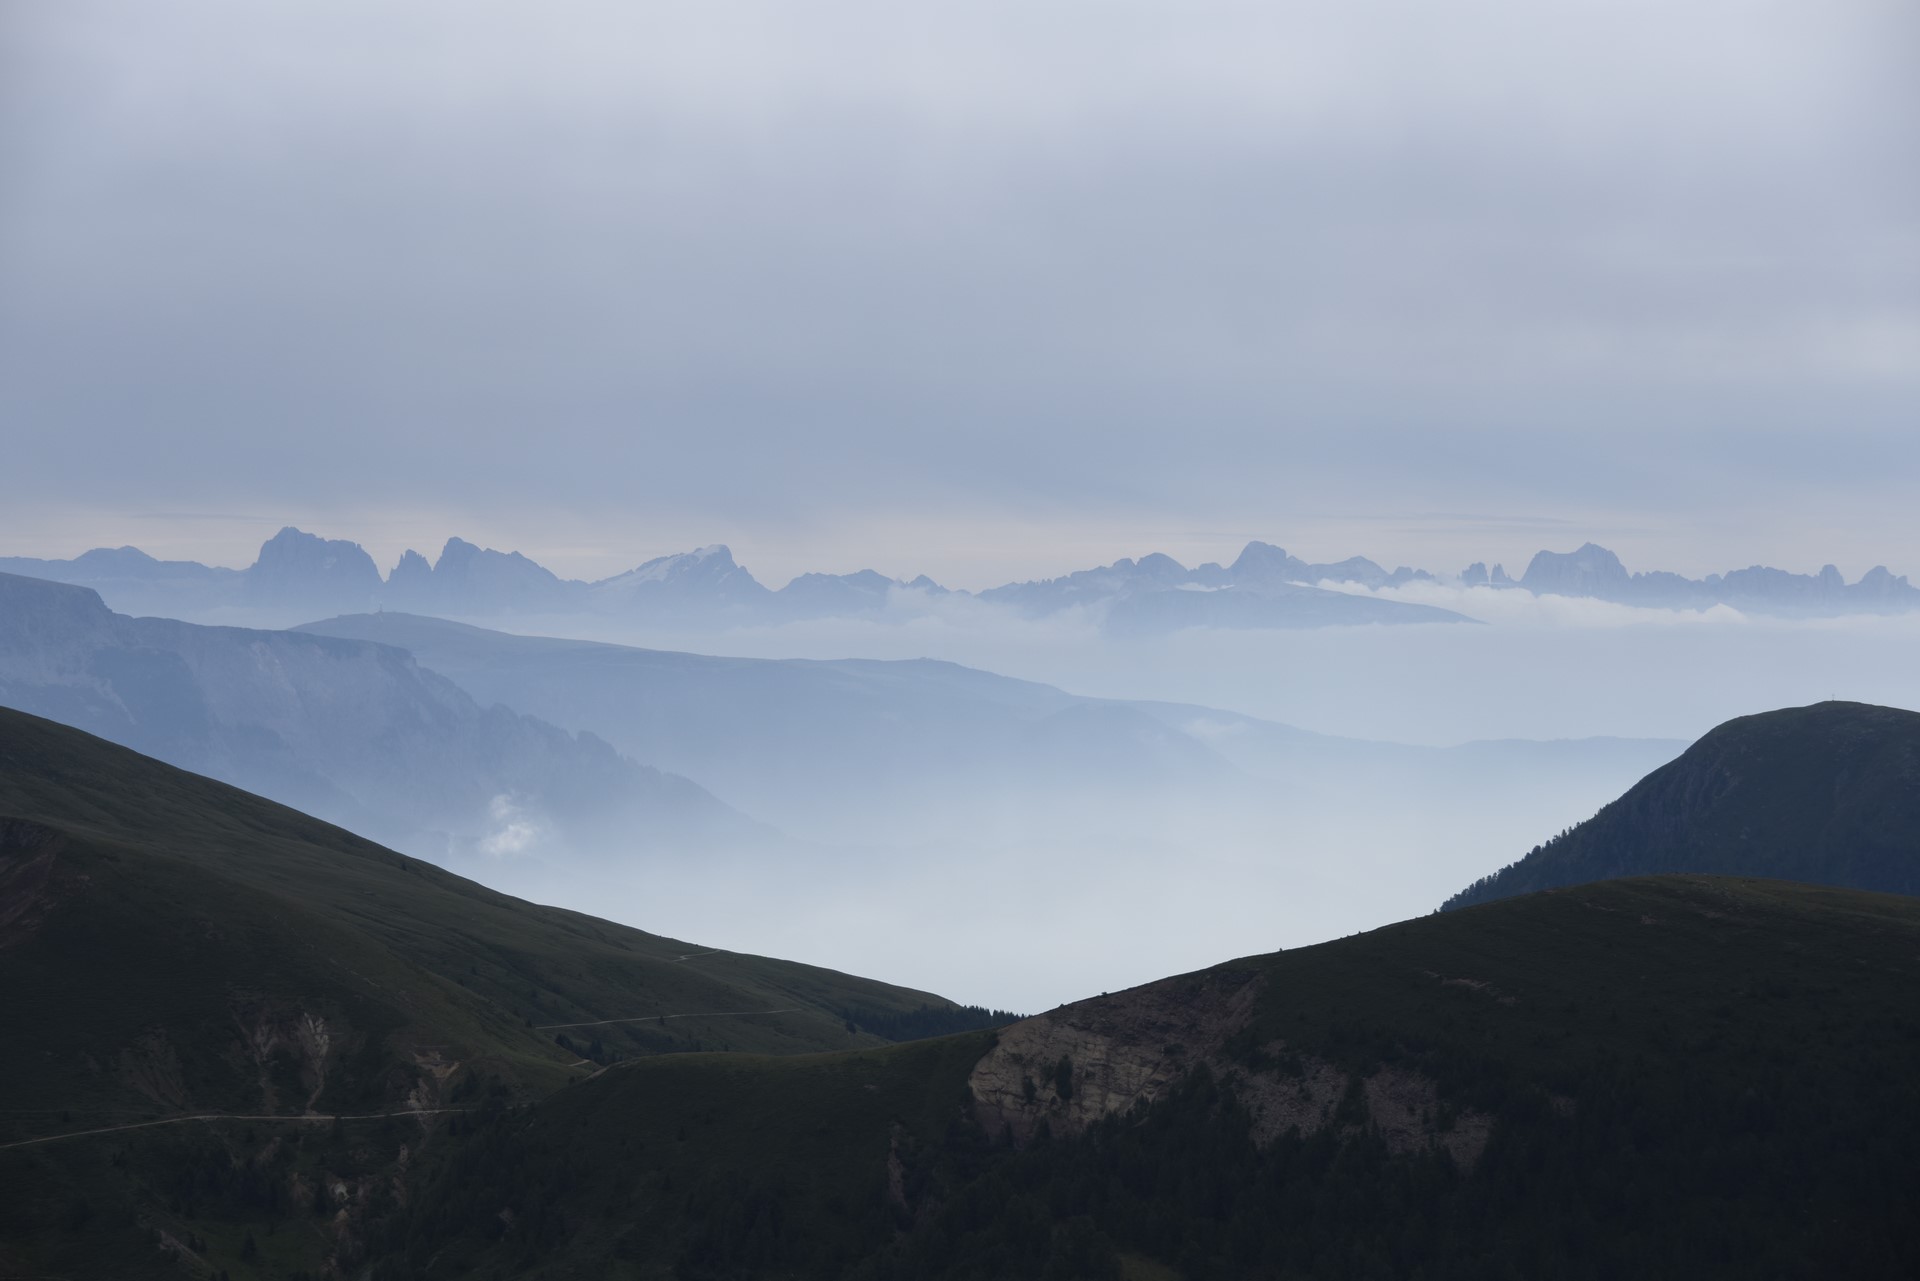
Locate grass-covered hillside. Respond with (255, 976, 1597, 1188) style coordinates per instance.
(378, 876, 1920, 1281)
(0, 708, 1004, 1279)
(7, 702, 1918, 1280)
(1445, 700, 1920, 910)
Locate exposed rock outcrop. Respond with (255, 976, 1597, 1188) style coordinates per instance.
(969, 966, 1490, 1167)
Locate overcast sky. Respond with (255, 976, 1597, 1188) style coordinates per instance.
(3, 0, 1915, 588)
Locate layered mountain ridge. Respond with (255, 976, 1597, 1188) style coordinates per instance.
(6, 698, 1920, 1277)
(0, 575, 1684, 985)
(1512, 541, 1920, 613)
(0, 573, 754, 872)
(0, 709, 1001, 1279)
(292, 610, 1682, 853)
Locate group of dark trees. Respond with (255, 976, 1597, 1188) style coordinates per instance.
(837, 1002, 1022, 1042)
(361, 1043, 1919, 1281)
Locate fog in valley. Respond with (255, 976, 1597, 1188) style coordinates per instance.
(4, 0, 1914, 1015)
(5, 2, 1917, 1272)
(402, 603, 1920, 1008)
(14, 544, 1920, 1009)
(543, 588, 1920, 745)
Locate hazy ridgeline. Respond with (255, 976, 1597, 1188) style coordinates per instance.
(362, 599, 1920, 1008)
(13, 552, 1920, 1008)
(293, 611, 1685, 1008)
(528, 584, 1920, 748)
(3, 0, 1912, 1271)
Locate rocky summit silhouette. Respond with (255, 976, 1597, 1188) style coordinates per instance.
(4, 529, 1917, 630)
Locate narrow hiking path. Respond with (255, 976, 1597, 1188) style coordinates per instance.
(13, 1001, 819, 1148)
(0, 1108, 469, 1153)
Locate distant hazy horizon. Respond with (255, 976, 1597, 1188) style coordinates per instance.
(3, 0, 1916, 1009)
(5, 0, 1916, 590)
(5, 515, 1919, 597)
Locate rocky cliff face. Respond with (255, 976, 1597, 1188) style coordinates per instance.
(968, 965, 1489, 1166)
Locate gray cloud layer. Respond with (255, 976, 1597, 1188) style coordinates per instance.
(3, 0, 1916, 582)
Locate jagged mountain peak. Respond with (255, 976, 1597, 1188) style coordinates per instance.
(1520, 542, 1631, 592)
(587, 544, 770, 616)
(433, 537, 562, 579)
(612, 543, 738, 575)
(389, 547, 432, 577)
(244, 526, 381, 607)
(1227, 540, 1309, 584)
(249, 525, 376, 570)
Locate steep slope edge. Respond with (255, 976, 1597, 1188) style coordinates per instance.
(1444, 700, 1920, 909)
(0, 709, 994, 1276)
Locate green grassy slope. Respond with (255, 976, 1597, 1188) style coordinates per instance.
(0, 706, 996, 1277)
(1445, 701, 1920, 909)
(0, 705, 983, 1068)
(380, 876, 1920, 1281)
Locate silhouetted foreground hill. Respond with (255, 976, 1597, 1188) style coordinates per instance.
(379, 877, 1920, 1280)
(7, 706, 1917, 1279)
(1445, 701, 1920, 910)
(0, 710, 1003, 1279)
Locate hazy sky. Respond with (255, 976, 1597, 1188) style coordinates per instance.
(3, 0, 1916, 588)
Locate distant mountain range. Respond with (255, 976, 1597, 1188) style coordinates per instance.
(1504, 542, 1920, 614)
(0, 528, 1471, 632)
(6, 527, 1915, 632)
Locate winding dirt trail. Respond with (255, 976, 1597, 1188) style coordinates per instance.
(0, 1108, 468, 1153)
(10, 1000, 818, 1149)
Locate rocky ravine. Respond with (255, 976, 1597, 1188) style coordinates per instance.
(968, 966, 1490, 1167)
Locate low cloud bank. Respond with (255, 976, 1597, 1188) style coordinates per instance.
(1313, 580, 1757, 629)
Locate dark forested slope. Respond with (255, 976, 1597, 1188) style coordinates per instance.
(9, 702, 1919, 1280)
(0, 709, 995, 1280)
(380, 876, 1920, 1281)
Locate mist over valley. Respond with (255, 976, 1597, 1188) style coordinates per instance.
(4, 0, 1915, 1275)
